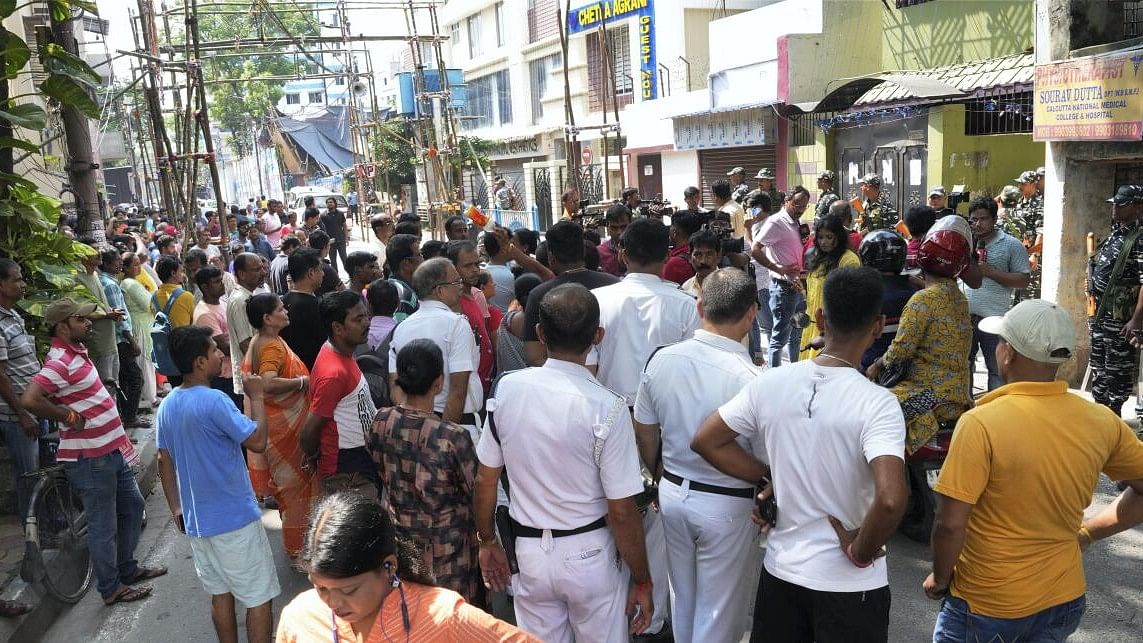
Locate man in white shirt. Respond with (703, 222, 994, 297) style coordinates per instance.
(712, 178, 747, 239)
(590, 217, 699, 640)
(474, 283, 653, 641)
(693, 265, 908, 642)
(387, 257, 481, 438)
(634, 268, 762, 643)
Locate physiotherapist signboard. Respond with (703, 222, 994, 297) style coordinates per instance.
(567, 0, 657, 101)
(1033, 50, 1143, 142)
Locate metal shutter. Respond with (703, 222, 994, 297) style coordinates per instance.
(697, 146, 778, 205)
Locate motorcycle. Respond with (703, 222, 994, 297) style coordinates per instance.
(899, 417, 957, 543)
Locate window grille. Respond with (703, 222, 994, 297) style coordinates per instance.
(964, 91, 1033, 136)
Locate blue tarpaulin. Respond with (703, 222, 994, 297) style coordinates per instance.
(276, 107, 354, 173)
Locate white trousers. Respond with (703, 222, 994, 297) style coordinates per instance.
(643, 504, 672, 634)
(659, 477, 761, 643)
(512, 527, 630, 643)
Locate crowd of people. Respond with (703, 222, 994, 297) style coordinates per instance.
(0, 171, 1141, 642)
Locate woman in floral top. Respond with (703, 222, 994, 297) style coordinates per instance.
(370, 339, 479, 603)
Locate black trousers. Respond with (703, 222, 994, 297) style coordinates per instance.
(116, 341, 143, 424)
(751, 568, 890, 643)
(329, 238, 349, 275)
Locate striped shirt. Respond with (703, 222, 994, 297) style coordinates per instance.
(32, 338, 135, 464)
(0, 306, 39, 422)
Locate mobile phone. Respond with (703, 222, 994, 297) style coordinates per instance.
(756, 478, 777, 528)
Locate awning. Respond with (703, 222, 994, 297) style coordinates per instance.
(786, 74, 964, 114)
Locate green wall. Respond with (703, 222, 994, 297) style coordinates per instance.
(927, 104, 1043, 201)
(880, 0, 1034, 70)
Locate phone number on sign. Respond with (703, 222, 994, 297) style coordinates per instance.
(1034, 122, 1143, 140)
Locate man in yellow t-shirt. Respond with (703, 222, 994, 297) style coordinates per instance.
(924, 300, 1143, 641)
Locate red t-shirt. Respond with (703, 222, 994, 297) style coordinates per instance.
(661, 244, 696, 285)
(308, 343, 378, 478)
(459, 295, 495, 395)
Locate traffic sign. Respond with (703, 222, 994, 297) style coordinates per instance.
(581, 147, 593, 166)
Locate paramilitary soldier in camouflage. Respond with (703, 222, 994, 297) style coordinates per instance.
(1013, 170, 1044, 299)
(998, 185, 1022, 237)
(1088, 185, 1143, 420)
(857, 173, 897, 235)
(728, 167, 751, 204)
(814, 170, 840, 221)
(750, 168, 783, 213)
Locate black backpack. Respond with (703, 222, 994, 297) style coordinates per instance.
(355, 326, 397, 408)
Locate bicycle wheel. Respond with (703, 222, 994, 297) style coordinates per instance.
(35, 476, 93, 603)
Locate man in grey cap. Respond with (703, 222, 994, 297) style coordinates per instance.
(926, 298, 1143, 642)
(1012, 170, 1044, 299)
(814, 170, 840, 221)
(727, 167, 750, 204)
(857, 173, 897, 235)
(928, 186, 956, 219)
(1088, 185, 1143, 422)
(752, 168, 781, 211)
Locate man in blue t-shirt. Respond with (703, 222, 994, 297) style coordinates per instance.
(156, 326, 279, 643)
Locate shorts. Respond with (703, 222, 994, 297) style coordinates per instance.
(188, 518, 281, 607)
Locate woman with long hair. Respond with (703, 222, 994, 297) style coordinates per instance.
(120, 252, 158, 409)
(800, 213, 861, 360)
(242, 293, 318, 558)
(371, 339, 480, 603)
(276, 492, 536, 642)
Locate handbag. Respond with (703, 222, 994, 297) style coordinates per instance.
(878, 359, 914, 388)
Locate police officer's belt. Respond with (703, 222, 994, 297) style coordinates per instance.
(662, 470, 755, 498)
(509, 515, 607, 539)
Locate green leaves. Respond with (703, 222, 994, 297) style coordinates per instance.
(0, 103, 46, 130)
(39, 75, 100, 118)
(0, 1, 16, 19)
(0, 136, 40, 153)
(0, 30, 29, 79)
(40, 42, 101, 87)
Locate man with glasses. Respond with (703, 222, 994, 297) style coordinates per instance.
(598, 204, 630, 277)
(965, 196, 1030, 391)
(388, 257, 482, 438)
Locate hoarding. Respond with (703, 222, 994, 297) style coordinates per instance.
(567, 0, 657, 101)
(1033, 51, 1143, 141)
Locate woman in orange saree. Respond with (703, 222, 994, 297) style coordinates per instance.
(242, 293, 318, 558)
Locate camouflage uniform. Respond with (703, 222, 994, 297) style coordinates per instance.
(1012, 194, 1044, 300)
(731, 182, 751, 204)
(859, 195, 897, 235)
(814, 190, 840, 222)
(1088, 220, 1143, 417)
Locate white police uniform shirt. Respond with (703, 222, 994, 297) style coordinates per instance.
(476, 359, 644, 528)
(588, 272, 701, 405)
(388, 300, 482, 416)
(634, 329, 760, 486)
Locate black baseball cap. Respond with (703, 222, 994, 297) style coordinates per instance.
(1107, 185, 1143, 206)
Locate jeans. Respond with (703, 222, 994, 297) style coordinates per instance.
(968, 320, 1002, 391)
(64, 450, 145, 598)
(116, 341, 143, 424)
(0, 420, 39, 520)
(769, 281, 804, 368)
(933, 595, 1085, 643)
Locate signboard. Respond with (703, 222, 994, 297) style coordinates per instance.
(673, 108, 771, 151)
(581, 146, 593, 166)
(1033, 50, 1143, 141)
(568, 0, 657, 101)
(355, 163, 376, 179)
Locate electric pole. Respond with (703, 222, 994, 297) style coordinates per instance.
(50, 9, 105, 243)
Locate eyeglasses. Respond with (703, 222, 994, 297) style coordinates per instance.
(434, 279, 464, 290)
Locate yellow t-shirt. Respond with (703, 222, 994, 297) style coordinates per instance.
(154, 283, 196, 328)
(934, 380, 1143, 618)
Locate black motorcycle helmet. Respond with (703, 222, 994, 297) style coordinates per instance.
(859, 229, 908, 274)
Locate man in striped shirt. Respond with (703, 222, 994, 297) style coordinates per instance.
(22, 299, 167, 606)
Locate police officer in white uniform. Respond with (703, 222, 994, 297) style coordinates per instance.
(388, 257, 483, 440)
(588, 217, 701, 640)
(633, 268, 763, 643)
(475, 283, 654, 643)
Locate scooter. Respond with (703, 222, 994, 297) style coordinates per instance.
(899, 419, 956, 543)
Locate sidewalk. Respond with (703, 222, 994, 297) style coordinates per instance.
(0, 419, 159, 643)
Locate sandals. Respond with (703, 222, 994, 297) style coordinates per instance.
(0, 599, 31, 617)
(103, 585, 152, 606)
(125, 566, 168, 584)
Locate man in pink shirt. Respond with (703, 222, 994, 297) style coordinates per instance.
(193, 266, 242, 408)
(752, 186, 811, 367)
(448, 240, 495, 396)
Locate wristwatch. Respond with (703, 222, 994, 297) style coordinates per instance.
(475, 530, 496, 546)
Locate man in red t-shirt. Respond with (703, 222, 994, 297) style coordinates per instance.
(662, 212, 703, 285)
(447, 241, 495, 395)
(300, 291, 379, 499)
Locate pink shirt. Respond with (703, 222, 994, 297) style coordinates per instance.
(194, 301, 232, 378)
(756, 209, 804, 280)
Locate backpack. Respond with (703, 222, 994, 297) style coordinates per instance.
(150, 287, 185, 377)
(355, 324, 397, 408)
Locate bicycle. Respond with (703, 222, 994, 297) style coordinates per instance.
(19, 437, 93, 603)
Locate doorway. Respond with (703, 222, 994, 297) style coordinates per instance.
(638, 154, 663, 201)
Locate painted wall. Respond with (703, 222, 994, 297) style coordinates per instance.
(781, 0, 882, 104)
(880, 0, 1034, 70)
(786, 128, 831, 200)
(660, 150, 701, 204)
(926, 104, 1044, 199)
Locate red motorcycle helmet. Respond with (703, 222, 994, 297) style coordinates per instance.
(917, 229, 970, 278)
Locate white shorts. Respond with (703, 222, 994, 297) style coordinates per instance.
(188, 518, 281, 607)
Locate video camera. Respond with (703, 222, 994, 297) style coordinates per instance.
(635, 196, 675, 218)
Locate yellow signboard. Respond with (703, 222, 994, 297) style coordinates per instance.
(1033, 50, 1143, 141)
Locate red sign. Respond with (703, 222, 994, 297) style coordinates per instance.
(581, 147, 593, 166)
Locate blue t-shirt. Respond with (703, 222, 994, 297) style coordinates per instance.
(155, 385, 260, 538)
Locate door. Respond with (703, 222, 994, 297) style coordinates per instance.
(840, 147, 866, 202)
(638, 154, 663, 201)
(873, 147, 900, 212)
(872, 144, 927, 213)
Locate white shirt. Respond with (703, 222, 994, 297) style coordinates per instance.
(476, 359, 644, 529)
(634, 330, 760, 487)
(718, 360, 905, 592)
(388, 300, 482, 415)
(225, 284, 255, 395)
(588, 272, 700, 405)
(750, 220, 773, 290)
